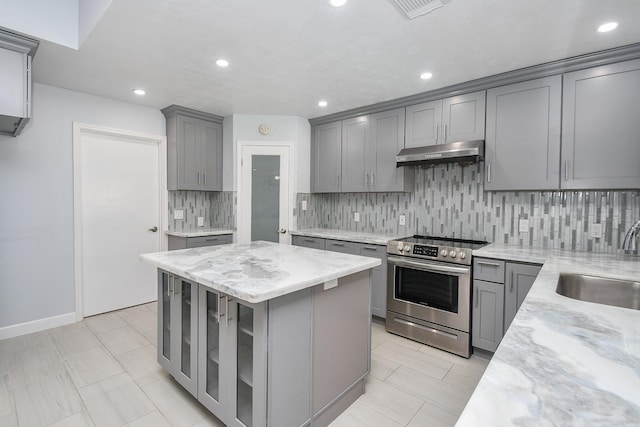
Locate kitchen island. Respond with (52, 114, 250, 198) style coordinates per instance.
(141, 241, 380, 427)
(457, 245, 640, 426)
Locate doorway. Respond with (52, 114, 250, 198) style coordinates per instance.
(237, 143, 292, 244)
(73, 123, 167, 318)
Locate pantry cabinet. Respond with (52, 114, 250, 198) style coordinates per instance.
(157, 271, 199, 396)
(561, 58, 640, 190)
(405, 91, 486, 148)
(485, 76, 562, 191)
(163, 105, 223, 191)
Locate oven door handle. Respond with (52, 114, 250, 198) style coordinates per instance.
(388, 256, 470, 275)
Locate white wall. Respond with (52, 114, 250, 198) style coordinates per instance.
(222, 114, 310, 193)
(0, 83, 164, 330)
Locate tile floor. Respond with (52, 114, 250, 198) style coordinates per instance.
(0, 304, 490, 427)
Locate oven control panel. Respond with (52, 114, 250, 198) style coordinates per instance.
(413, 245, 439, 257)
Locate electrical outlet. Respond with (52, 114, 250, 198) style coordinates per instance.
(197, 216, 204, 227)
(399, 214, 406, 226)
(519, 218, 529, 233)
(354, 212, 360, 222)
(174, 209, 184, 220)
(591, 223, 603, 239)
(301, 200, 308, 211)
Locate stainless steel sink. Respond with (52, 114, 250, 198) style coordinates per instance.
(556, 274, 640, 310)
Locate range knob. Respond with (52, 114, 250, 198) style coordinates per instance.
(397, 242, 405, 252)
(404, 245, 411, 252)
(449, 250, 457, 258)
(440, 249, 448, 257)
(459, 252, 467, 260)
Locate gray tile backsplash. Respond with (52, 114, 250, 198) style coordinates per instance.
(297, 163, 640, 254)
(168, 191, 236, 230)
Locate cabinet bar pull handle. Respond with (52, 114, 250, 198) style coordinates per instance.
(564, 160, 569, 181)
(487, 163, 491, 183)
(203, 172, 206, 185)
(474, 287, 479, 308)
(167, 275, 171, 298)
(365, 172, 369, 186)
(477, 260, 501, 267)
(371, 172, 374, 186)
(197, 172, 201, 185)
(444, 124, 447, 143)
(219, 295, 226, 327)
(509, 271, 514, 293)
(435, 125, 439, 143)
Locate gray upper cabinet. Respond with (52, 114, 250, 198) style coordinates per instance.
(312, 121, 342, 192)
(341, 116, 369, 192)
(504, 263, 541, 332)
(405, 91, 485, 148)
(163, 105, 223, 191)
(370, 108, 413, 192)
(562, 59, 640, 190)
(485, 76, 562, 191)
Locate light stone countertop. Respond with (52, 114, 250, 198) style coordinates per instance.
(290, 228, 407, 246)
(457, 244, 640, 426)
(165, 228, 234, 238)
(141, 241, 380, 303)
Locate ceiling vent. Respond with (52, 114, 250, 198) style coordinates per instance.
(390, 0, 450, 20)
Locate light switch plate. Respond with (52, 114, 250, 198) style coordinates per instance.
(354, 212, 360, 222)
(399, 214, 406, 226)
(301, 200, 307, 211)
(197, 217, 204, 227)
(174, 209, 184, 220)
(591, 223, 603, 239)
(519, 219, 529, 233)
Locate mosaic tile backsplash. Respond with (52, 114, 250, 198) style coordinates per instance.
(168, 191, 236, 230)
(296, 163, 640, 254)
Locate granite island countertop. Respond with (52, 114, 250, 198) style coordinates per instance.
(290, 228, 406, 246)
(141, 241, 380, 303)
(165, 228, 234, 238)
(457, 244, 640, 426)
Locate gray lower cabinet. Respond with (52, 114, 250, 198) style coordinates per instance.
(504, 263, 542, 332)
(472, 258, 541, 352)
(485, 76, 562, 191)
(312, 121, 342, 193)
(405, 91, 486, 148)
(157, 271, 199, 396)
(292, 236, 388, 318)
(163, 105, 223, 191)
(160, 269, 370, 427)
(471, 279, 504, 353)
(562, 58, 640, 190)
(168, 234, 233, 250)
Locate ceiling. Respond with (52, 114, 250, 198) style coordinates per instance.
(30, 0, 640, 119)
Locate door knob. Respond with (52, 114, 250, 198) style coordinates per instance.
(149, 226, 158, 232)
(277, 228, 287, 234)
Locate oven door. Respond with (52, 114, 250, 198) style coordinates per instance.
(387, 256, 471, 332)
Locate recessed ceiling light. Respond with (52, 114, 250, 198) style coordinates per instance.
(329, 0, 347, 7)
(318, 100, 328, 107)
(133, 89, 146, 95)
(420, 72, 433, 80)
(597, 22, 618, 33)
(215, 59, 229, 67)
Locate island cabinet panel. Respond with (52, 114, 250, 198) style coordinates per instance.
(562, 58, 640, 190)
(504, 263, 541, 333)
(485, 76, 562, 191)
(157, 271, 199, 396)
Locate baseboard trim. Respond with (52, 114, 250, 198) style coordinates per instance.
(0, 312, 77, 340)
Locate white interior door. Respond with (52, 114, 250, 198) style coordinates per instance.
(238, 145, 291, 244)
(74, 124, 165, 317)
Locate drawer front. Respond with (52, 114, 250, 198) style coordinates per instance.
(325, 239, 356, 254)
(473, 258, 505, 283)
(292, 235, 325, 250)
(186, 234, 232, 248)
(353, 243, 386, 260)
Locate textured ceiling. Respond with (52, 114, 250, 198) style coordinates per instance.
(31, 0, 640, 119)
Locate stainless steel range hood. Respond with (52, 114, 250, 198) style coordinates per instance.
(396, 140, 484, 167)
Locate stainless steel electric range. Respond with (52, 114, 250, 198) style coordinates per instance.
(386, 235, 488, 358)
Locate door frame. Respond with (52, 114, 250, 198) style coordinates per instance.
(72, 122, 168, 321)
(236, 141, 294, 244)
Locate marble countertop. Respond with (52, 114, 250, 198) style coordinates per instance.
(165, 228, 234, 238)
(141, 241, 380, 303)
(457, 244, 640, 426)
(290, 228, 406, 246)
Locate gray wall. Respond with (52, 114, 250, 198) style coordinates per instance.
(297, 163, 640, 254)
(0, 83, 165, 328)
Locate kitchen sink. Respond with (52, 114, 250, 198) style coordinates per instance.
(556, 274, 640, 310)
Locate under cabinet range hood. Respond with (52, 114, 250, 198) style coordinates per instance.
(396, 140, 485, 167)
(0, 28, 39, 137)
